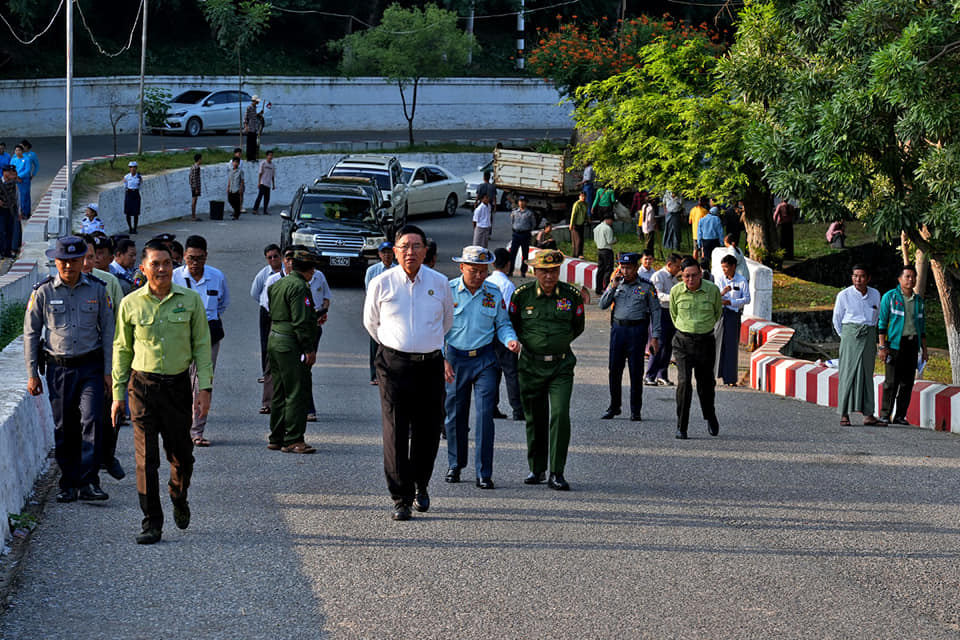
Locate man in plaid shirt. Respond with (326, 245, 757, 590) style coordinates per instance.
(189, 154, 202, 221)
(244, 96, 261, 162)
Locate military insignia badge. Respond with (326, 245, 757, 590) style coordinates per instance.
(575, 304, 584, 316)
(557, 298, 572, 311)
(305, 296, 312, 307)
(428, 289, 434, 296)
(481, 292, 496, 308)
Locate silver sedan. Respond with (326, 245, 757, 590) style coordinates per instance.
(400, 162, 467, 217)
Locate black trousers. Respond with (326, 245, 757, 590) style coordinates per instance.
(253, 184, 271, 213)
(673, 330, 718, 433)
(608, 323, 648, 416)
(259, 306, 271, 375)
(246, 131, 258, 161)
(881, 335, 919, 420)
(376, 347, 445, 506)
(494, 338, 523, 417)
(596, 248, 614, 294)
(46, 359, 103, 490)
(509, 231, 531, 277)
(571, 223, 585, 258)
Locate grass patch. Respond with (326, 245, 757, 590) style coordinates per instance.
(772, 273, 839, 310)
(0, 303, 26, 351)
(792, 221, 877, 260)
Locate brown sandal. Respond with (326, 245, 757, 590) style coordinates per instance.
(839, 416, 851, 426)
(259, 407, 270, 414)
(862, 416, 881, 426)
(281, 442, 316, 454)
(193, 438, 211, 447)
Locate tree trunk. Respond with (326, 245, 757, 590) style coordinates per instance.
(929, 257, 960, 385)
(900, 231, 910, 265)
(741, 183, 778, 265)
(915, 247, 930, 297)
(398, 78, 419, 146)
(238, 51, 244, 149)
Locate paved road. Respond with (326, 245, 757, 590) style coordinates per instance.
(2, 208, 960, 639)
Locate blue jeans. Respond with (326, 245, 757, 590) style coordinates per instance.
(444, 344, 498, 480)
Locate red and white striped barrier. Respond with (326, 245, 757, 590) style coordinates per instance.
(516, 247, 598, 292)
(741, 317, 960, 432)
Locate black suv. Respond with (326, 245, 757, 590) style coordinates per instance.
(280, 183, 391, 281)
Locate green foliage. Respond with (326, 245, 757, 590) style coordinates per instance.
(0, 303, 26, 351)
(202, 0, 273, 54)
(141, 87, 171, 129)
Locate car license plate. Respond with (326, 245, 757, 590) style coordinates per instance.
(330, 256, 350, 266)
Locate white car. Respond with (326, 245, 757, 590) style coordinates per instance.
(400, 162, 467, 217)
(162, 89, 272, 137)
(463, 159, 508, 210)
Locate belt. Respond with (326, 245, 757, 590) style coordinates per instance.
(676, 330, 713, 338)
(512, 228, 532, 234)
(521, 351, 568, 362)
(447, 343, 494, 358)
(270, 330, 295, 338)
(612, 318, 647, 327)
(382, 346, 443, 361)
(134, 370, 189, 382)
(45, 349, 102, 368)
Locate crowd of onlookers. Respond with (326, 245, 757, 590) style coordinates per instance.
(0, 139, 38, 259)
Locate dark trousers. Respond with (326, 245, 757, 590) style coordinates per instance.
(46, 360, 103, 490)
(129, 370, 193, 531)
(376, 347, 445, 506)
(369, 337, 379, 382)
(646, 307, 675, 381)
(124, 189, 140, 232)
(881, 335, 919, 420)
(494, 338, 523, 417)
(608, 323, 648, 416)
(268, 333, 311, 446)
(778, 223, 794, 259)
(228, 191, 243, 218)
(701, 238, 721, 261)
(259, 306, 271, 375)
(571, 223, 586, 258)
(582, 183, 595, 218)
(509, 231, 531, 277)
(253, 185, 271, 213)
(596, 248, 614, 294)
(718, 307, 741, 384)
(0, 209, 14, 257)
(246, 131, 258, 161)
(673, 330, 718, 433)
(100, 385, 118, 468)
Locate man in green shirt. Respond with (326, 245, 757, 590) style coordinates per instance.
(112, 239, 213, 545)
(569, 191, 588, 259)
(669, 256, 722, 439)
(509, 249, 585, 490)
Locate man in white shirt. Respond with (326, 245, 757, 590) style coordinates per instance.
(486, 248, 524, 421)
(638, 250, 656, 282)
(250, 243, 283, 390)
(472, 192, 493, 247)
(645, 253, 683, 386)
(716, 254, 751, 386)
(252, 150, 276, 215)
(363, 224, 454, 521)
(364, 242, 396, 384)
(171, 235, 230, 446)
(832, 264, 882, 426)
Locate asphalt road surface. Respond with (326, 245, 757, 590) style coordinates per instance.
(2, 204, 960, 639)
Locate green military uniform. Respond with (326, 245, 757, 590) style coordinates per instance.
(267, 270, 318, 447)
(508, 261, 585, 476)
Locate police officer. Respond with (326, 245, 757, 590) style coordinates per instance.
(266, 248, 320, 454)
(508, 249, 585, 491)
(599, 252, 661, 421)
(444, 246, 520, 489)
(24, 236, 114, 502)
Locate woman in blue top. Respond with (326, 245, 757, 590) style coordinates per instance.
(122, 161, 143, 234)
(10, 144, 31, 217)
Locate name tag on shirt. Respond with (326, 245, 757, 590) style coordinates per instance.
(207, 290, 218, 296)
(49, 299, 64, 305)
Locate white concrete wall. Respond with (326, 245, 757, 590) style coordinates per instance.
(4, 75, 573, 137)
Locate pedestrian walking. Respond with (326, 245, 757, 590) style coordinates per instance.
(253, 150, 276, 215)
(569, 191, 588, 259)
(716, 254, 750, 386)
(670, 256, 722, 439)
(259, 246, 295, 412)
(363, 224, 454, 521)
(833, 264, 882, 426)
(250, 243, 282, 396)
(698, 206, 725, 261)
(487, 248, 524, 421)
(592, 183, 616, 221)
(472, 192, 493, 247)
(443, 246, 520, 489)
(645, 253, 683, 386)
(509, 249, 585, 491)
(189, 154, 202, 221)
(25, 236, 115, 503)
(303, 265, 332, 423)
(364, 241, 396, 385)
(244, 95, 261, 162)
(10, 144, 30, 239)
(476, 170, 498, 228)
(508, 195, 536, 277)
(172, 236, 230, 447)
(576, 161, 596, 219)
(227, 157, 244, 219)
(634, 190, 657, 254)
(0, 163, 20, 258)
(877, 265, 927, 425)
(773, 200, 795, 260)
(122, 161, 142, 234)
(688, 197, 709, 258)
(661, 190, 684, 251)
(109, 238, 138, 293)
(593, 211, 617, 294)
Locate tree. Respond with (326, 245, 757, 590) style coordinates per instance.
(333, 3, 474, 145)
(721, 0, 960, 382)
(570, 34, 780, 259)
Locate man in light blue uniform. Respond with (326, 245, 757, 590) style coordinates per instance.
(444, 246, 520, 489)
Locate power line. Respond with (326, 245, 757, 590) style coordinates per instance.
(76, 0, 144, 57)
(0, 0, 65, 45)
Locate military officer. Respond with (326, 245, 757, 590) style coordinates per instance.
(443, 246, 520, 489)
(266, 248, 320, 454)
(24, 236, 114, 502)
(599, 252, 661, 421)
(508, 249, 585, 491)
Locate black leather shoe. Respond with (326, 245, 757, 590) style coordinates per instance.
(476, 478, 495, 489)
(392, 504, 412, 521)
(102, 457, 125, 480)
(172, 498, 190, 530)
(445, 467, 460, 483)
(630, 414, 642, 421)
(707, 418, 720, 437)
(892, 416, 910, 425)
(78, 484, 109, 501)
(524, 471, 546, 485)
(136, 528, 162, 544)
(512, 412, 525, 421)
(601, 408, 621, 419)
(493, 408, 508, 419)
(413, 492, 430, 512)
(548, 473, 570, 491)
(56, 487, 78, 503)
(675, 428, 688, 440)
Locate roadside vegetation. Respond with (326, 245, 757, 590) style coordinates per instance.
(0, 303, 26, 351)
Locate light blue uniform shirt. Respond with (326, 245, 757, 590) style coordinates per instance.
(0, 152, 10, 167)
(172, 264, 230, 321)
(364, 260, 396, 289)
(697, 213, 724, 243)
(25, 150, 38, 177)
(445, 277, 517, 351)
(11, 155, 30, 180)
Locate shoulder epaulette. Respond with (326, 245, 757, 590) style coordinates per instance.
(514, 280, 536, 293)
(557, 281, 580, 295)
(32, 275, 53, 290)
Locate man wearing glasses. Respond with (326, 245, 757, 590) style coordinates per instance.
(363, 225, 454, 521)
(172, 235, 230, 447)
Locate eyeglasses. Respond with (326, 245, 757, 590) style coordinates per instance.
(185, 254, 207, 263)
(393, 244, 425, 252)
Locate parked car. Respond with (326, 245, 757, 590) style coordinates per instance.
(463, 159, 508, 210)
(400, 162, 467, 217)
(280, 183, 391, 281)
(314, 175, 403, 239)
(161, 89, 272, 137)
(326, 155, 409, 227)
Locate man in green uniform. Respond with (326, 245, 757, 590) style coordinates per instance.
(508, 249, 585, 490)
(266, 249, 321, 454)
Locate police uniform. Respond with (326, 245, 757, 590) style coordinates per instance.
(508, 249, 584, 489)
(598, 253, 661, 420)
(123, 162, 142, 233)
(24, 236, 114, 502)
(266, 253, 319, 452)
(444, 246, 518, 488)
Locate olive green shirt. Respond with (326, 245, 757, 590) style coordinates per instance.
(669, 279, 722, 334)
(112, 283, 213, 401)
(267, 271, 318, 353)
(92, 268, 124, 308)
(508, 280, 585, 355)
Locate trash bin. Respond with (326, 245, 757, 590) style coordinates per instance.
(209, 200, 225, 220)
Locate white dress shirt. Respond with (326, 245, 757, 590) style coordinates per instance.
(651, 267, 679, 309)
(364, 265, 454, 353)
(261, 269, 283, 310)
(473, 202, 493, 228)
(832, 285, 880, 335)
(717, 272, 750, 312)
(485, 270, 516, 307)
(638, 265, 656, 283)
(172, 264, 230, 321)
(250, 264, 281, 307)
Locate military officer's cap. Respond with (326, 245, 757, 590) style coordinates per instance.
(452, 245, 495, 265)
(46, 235, 86, 260)
(292, 248, 323, 265)
(152, 233, 176, 243)
(617, 252, 640, 265)
(529, 249, 565, 269)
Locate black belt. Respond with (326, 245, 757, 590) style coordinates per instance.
(612, 318, 647, 327)
(381, 346, 443, 361)
(447, 343, 494, 358)
(45, 349, 102, 367)
(676, 330, 713, 338)
(134, 370, 189, 382)
(522, 351, 568, 362)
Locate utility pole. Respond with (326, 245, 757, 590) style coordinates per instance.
(137, 0, 147, 155)
(466, 1, 474, 65)
(516, 0, 525, 70)
(66, 0, 73, 231)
